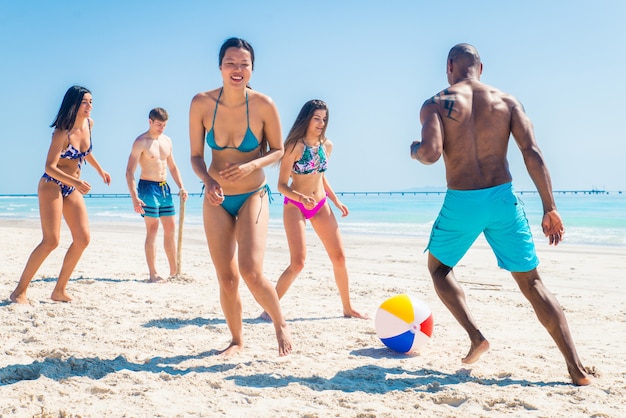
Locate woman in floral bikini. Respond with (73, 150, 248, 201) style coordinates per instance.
(10, 85, 111, 304)
(261, 99, 368, 321)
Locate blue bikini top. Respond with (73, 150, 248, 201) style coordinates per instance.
(205, 89, 260, 153)
(60, 119, 92, 170)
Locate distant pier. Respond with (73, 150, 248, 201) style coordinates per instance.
(334, 189, 618, 197)
(518, 189, 614, 195)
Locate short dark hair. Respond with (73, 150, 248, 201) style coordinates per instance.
(447, 43, 481, 67)
(149, 107, 168, 122)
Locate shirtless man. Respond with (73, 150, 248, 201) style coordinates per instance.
(410, 43, 591, 386)
(126, 107, 188, 283)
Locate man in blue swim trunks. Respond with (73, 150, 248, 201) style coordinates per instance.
(410, 43, 592, 386)
(126, 108, 188, 283)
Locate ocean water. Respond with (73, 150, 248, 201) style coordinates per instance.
(1, 191, 625, 247)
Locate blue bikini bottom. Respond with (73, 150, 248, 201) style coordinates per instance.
(221, 184, 272, 217)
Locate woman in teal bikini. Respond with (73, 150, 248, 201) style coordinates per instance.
(189, 37, 293, 357)
(10, 85, 111, 304)
(260, 100, 368, 321)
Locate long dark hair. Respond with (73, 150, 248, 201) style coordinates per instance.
(284, 100, 329, 154)
(50, 85, 91, 131)
(219, 37, 255, 70)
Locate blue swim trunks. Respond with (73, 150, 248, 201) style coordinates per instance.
(137, 179, 175, 218)
(426, 182, 539, 272)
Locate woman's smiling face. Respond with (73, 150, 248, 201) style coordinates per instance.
(220, 47, 253, 87)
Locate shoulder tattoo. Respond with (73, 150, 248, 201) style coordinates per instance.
(428, 89, 458, 121)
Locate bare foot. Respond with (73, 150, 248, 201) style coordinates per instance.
(51, 290, 73, 303)
(219, 342, 244, 358)
(259, 311, 272, 322)
(149, 275, 167, 283)
(343, 308, 370, 319)
(10, 291, 31, 305)
(569, 364, 595, 386)
(462, 339, 490, 364)
(276, 323, 293, 357)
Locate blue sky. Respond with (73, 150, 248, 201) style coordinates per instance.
(1, 0, 624, 195)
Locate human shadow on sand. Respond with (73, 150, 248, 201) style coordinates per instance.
(143, 316, 226, 329)
(33, 276, 145, 284)
(350, 347, 425, 360)
(225, 364, 569, 394)
(0, 351, 236, 386)
(143, 315, 341, 330)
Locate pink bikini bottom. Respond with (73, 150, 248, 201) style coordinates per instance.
(284, 195, 327, 219)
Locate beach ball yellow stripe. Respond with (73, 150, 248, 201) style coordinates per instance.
(379, 294, 414, 323)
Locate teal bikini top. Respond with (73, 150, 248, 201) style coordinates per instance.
(205, 89, 260, 153)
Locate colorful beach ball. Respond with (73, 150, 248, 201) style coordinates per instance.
(375, 294, 434, 353)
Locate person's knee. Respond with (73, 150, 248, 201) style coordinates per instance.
(290, 255, 306, 273)
(427, 255, 451, 280)
(218, 273, 240, 294)
(145, 219, 159, 237)
(327, 250, 346, 267)
(512, 270, 543, 294)
(161, 217, 175, 234)
(239, 266, 263, 289)
(41, 235, 61, 251)
(74, 232, 90, 249)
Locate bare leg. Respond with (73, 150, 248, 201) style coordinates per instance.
(512, 270, 591, 386)
(428, 253, 489, 364)
(204, 200, 245, 357)
(51, 191, 91, 302)
(161, 215, 177, 278)
(311, 206, 368, 319)
(216, 273, 245, 358)
(237, 191, 293, 356)
(144, 217, 165, 283)
(11, 180, 63, 304)
(260, 204, 307, 321)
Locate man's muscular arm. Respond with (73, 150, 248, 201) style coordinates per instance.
(411, 99, 444, 164)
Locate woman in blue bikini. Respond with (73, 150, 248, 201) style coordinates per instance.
(260, 100, 368, 320)
(10, 85, 111, 304)
(189, 37, 293, 357)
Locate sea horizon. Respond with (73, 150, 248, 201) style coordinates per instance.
(1, 190, 625, 247)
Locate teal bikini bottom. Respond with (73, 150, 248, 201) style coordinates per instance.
(221, 184, 272, 217)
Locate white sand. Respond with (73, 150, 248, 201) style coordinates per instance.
(1, 219, 624, 417)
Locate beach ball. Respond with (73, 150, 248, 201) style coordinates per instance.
(375, 294, 433, 353)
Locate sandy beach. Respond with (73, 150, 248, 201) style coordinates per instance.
(1, 219, 624, 417)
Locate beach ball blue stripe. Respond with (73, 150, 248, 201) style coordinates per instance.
(380, 330, 415, 353)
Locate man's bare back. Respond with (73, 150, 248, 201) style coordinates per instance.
(425, 80, 518, 190)
(414, 44, 543, 193)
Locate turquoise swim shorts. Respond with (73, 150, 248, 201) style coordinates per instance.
(426, 182, 539, 272)
(138, 179, 175, 218)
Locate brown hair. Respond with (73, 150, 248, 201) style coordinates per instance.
(149, 107, 168, 122)
(284, 100, 329, 154)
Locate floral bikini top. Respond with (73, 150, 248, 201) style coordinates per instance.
(60, 119, 92, 170)
(292, 142, 328, 175)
